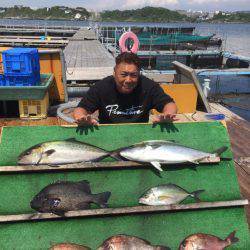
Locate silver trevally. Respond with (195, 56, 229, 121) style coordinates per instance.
(18, 138, 111, 165)
(118, 140, 227, 171)
(139, 183, 205, 205)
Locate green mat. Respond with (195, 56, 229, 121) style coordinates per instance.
(0, 122, 249, 249)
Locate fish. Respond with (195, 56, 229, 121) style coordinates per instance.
(179, 231, 239, 250)
(97, 235, 170, 250)
(117, 140, 228, 171)
(30, 180, 111, 216)
(50, 243, 91, 250)
(139, 183, 204, 205)
(18, 138, 111, 165)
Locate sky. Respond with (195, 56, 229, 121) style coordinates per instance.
(0, 0, 249, 12)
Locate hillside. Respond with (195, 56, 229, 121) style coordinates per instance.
(100, 7, 188, 22)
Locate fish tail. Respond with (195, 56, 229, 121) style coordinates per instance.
(212, 146, 228, 156)
(190, 189, 205, 202)
(93, 153, 112, 162)
(108, 150, 124, 160)
(93, 191, 111, 208)
(225, 231, 239, 245)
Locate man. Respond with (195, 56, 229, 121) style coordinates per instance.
(73, 52, 177, 125)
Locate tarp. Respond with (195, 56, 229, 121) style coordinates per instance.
(116, 32, 213, 45)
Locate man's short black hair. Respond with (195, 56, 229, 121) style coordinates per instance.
(115, 52, 141, 70)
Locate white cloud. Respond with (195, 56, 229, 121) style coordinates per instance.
(187, 0, 248, 5)
(188, 0, 220, 3)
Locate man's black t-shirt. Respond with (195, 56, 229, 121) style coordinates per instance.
(78, 75, 174, 124)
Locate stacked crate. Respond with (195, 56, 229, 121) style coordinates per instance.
(2, 48, 40, 86)
(19, 92, 49, 119)
(0, 48, 50, 119)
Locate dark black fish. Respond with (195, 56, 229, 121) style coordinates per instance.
(30, 180, 111, 216)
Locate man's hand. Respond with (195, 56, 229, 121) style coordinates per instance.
(76, 114, 99, 126)
(73, 107, 99, 126)
(152, 113, 178, 123)
(152, 102, 178, 123)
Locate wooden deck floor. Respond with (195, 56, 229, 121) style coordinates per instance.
(209, 103, 250, 226)
(64, 28, 115, 81)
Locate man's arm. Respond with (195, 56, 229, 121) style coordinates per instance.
(152, 102, 178, 123)
(73, 107, 99, 126)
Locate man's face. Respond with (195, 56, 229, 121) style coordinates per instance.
(113, 62, 140, 94)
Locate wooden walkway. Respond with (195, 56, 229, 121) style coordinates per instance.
(64, 28, 115, 82)
(210, 103, 250, 226)
(0, 27, 76, 35)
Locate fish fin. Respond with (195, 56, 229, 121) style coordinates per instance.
(145, 140, 175, 145)
(92, 191, 111, 208)
(190, 166, 198, 171)
(77, 180, 91, 194)
(35, 153, 43, 165)
(76, 202, 91, 210)
(211, 146, 228, 156)
(189, 159, 200, 164)
(65, 138, 78, 142)
(52, 210, 65, 217)
(225, 231, 239, 245)
(46, 198, 64, 216)
(47, 164, 60, 168)
(190, 190, 205, 202)
(165, 140, 176, 143)
(158, 195, 171, 201)
(43, 149, 56, 156)
(109, 151, 126, 161)
(151, 161, 163, 171)
(47, 197, 61, 207)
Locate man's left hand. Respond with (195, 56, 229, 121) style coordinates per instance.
(152, 113, 178, 123)
(152, 102, 178, 123)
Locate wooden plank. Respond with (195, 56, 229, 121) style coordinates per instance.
(0, 199, 247, 223)
(64, 39, 115, 81)
(235, 157, 250, 165)
(0, 39, 68, 44)
(0, 157, 221, 173)
(66, 67, 114, 81)
(234, 157, 250, 175)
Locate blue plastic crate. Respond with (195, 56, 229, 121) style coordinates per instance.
(0, 74, 5, 86)
(2, 48, 40, 75)
(5, 73, 40, 86)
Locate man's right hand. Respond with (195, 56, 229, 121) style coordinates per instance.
(75, 114, 99, 126)
(73, 107, 99, 126)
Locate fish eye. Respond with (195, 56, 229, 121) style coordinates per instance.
(53, 199, 60, 207)
(22, 150, 32, 156)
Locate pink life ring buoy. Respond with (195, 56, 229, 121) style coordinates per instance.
(119, 31, 139, 54)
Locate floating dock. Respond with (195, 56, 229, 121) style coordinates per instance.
(64, 27, 115, 82)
